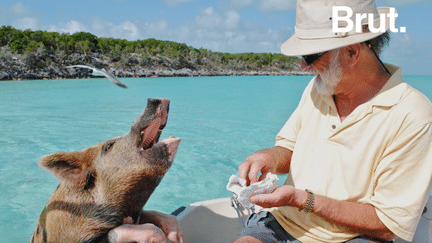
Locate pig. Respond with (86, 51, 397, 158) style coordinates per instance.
(31, 98, 181, 243)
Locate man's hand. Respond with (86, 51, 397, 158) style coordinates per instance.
(141, 211, 183, 243)
(108, 211, 183, 243)
(239, 150, 275, 186)
(249, 185, 301, 208)
(238, 147, 292, 186)
(108, 219, 168, 243)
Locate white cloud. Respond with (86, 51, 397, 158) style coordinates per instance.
(144, 19, 171, 37)
(225, 10, 241, 30)
(49, 18, 148, 41)
(231, 0, 255, 9)
(121, 21, 139, 39)
(99, 21, 141, 40)
(203, 6, 214, 15)
(376, 0, 430, 8)
(256, 0, 296, 13)
(8, 2, 33, 15)
(89, 16, 175, 41)
(91, 16, 110, 34)
(184, 6, 292, 53)
(177, 25, 192, 42)
(163, 0, 197, 6)
(195, 7, 223, 29)
(0, 3, 43, 30)
(48, 20, 88, 34)
(12, 17, 39, 30)
(194, 8, 242, 31)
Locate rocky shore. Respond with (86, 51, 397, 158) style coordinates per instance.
(0, 66, 310, 81)
(0, 52, 309, 80)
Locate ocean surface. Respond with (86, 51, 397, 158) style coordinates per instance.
(1, 75, 431, 242)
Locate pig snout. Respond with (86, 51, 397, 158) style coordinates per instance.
(141, 136, 181, 169)
(160, 136, 181, 163)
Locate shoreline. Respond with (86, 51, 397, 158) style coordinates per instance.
(0, 67, 312, 81)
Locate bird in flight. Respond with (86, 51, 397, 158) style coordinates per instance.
(66, 65, 127, 88)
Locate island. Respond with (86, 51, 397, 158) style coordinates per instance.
(0, 26, 309, 81)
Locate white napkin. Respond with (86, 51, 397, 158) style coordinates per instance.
(226, 173, 279, 209)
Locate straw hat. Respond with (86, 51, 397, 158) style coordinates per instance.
(281, 0, 396, 56)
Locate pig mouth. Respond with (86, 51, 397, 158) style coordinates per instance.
(137, 102, 181, 161)
(138, 104, 168, 151)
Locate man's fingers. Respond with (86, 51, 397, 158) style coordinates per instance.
(165, 223, 183, 243)
(258, 168, 271, 182)
(238, 162, 252, 185)
(250, 164, 272, 185)
(239, 161, 270, 186)
(250, 189, 282, 208)
(248, 166, 261, 185)
(167, 232, 184, 243)
(250, 169, 267, 185)
(153, 213, 183, 243)
(249, 194, 272, 208)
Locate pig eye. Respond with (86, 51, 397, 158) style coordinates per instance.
(103, 140, 116, 153)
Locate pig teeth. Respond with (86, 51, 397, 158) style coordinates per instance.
(141, 117, 161, 149)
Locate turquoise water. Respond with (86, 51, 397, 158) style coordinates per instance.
(0, 75, 431, 242)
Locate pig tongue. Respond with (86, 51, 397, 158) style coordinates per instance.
(140, 116, 162, 149)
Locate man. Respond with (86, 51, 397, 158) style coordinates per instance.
(234, 0, 432, 242)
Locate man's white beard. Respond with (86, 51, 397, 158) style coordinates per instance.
(313, 49, 342, 96)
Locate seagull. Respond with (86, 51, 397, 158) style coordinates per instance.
(66, 65, 127, 88)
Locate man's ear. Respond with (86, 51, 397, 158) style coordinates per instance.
(342, 43, 362, 67)
(39, 147, 98, 189)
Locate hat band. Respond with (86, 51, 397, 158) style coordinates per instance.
(295, 24, 372, 39)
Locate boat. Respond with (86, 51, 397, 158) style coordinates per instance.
(173, 195, 432, 243)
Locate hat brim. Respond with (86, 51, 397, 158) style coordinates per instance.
(281, 7, 392, 56)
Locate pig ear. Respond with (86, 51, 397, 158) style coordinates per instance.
(39, 149, 97, 189)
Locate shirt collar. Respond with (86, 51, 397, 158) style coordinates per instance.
(369, 63, 406, 107)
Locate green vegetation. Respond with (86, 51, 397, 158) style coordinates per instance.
(0, 25, 302, 79)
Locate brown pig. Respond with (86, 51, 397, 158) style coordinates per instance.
(31, 98, 181, 243)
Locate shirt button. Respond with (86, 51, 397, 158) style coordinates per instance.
(332, 125, 336, 129)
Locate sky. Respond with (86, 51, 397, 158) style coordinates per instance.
(0, 0, 431, 75)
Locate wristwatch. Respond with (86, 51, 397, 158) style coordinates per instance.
(299, 189, 314, 213)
